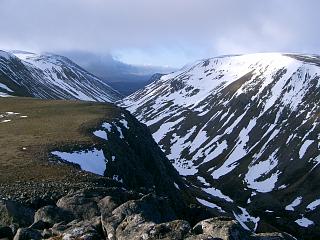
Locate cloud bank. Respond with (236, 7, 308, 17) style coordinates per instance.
(0, 0, 318, 66)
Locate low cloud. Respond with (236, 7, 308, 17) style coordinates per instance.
(0, 0, 318, 66)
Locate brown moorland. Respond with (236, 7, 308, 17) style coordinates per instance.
(0, 97, 121, 201)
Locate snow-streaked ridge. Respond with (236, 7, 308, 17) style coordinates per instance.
(121, 52, 320, 232)
(0, 50, 121, 102)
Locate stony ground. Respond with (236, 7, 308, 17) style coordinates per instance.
(0, 186, 296, 240)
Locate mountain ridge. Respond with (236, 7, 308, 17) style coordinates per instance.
(0, 50, 121, 101)
(121, 52, 320, 239)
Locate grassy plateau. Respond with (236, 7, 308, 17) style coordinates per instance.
(0, 97, 122, 200)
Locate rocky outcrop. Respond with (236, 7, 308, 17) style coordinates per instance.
(0, 226, 14, 240)
(34, 206, 71, 226)
(13, 228, 42, 240)
(0, 187, 296, 240)
(0, 200, 34, 227)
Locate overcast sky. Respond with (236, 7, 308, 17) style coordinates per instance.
(0, 0, 319, 67)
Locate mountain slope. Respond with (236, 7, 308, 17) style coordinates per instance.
(61, 50, 176, 96)
(0, 97, 185, 208)
(0, 97, 295, 240)
(121, 53, 320, 239)
(0, 50, 121, 101)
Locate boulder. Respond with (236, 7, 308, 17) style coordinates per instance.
(98, 196, 121, 218)
(114, 214, 156, 240)
(192, 217, 250, 240)
(252, 232, 297, 240)
(51, 221, 70, 236)
(185, 235, 220, 240)
(111, 214, 191, 240)
(29, 220, 51, 230)
(101, 194, 176, 240)
(13, 228, 41, 240)
(41, 228, 53, 239)
(0, 226, 14, 240)
(56, 189, 102, 220)
(55, 187, 135, 221)
(50, 217, 102, 240)
(34, 205, 72, 226)
(0, 200, 34, 227)
(142, 220, 191, 240)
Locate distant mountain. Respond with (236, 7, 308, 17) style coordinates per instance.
(62, 51, 175, 95)
(0, 50, 121, 102)
(122, 53, 320, 239)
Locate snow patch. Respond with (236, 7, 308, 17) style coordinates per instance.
(285, 197, 302, 211)
(197, 176, 210, 187)
(0, 83, 13, 92)
(113, 175, 123, 183)
(202, 187, 233, 203)
(245, 152, 280, 193)
(120, 119, 129, 129)
(93, 130, 108, 141)
(295, 217, 314, 227)
(196, 198, 225, 212)
(306, 199, 320, 211)
(299, 140, 314, 158)
(233, 207, 260, 231)
(212, 118, 256, 179)
(1, 119, 11, 123)
(51, 148, 106, 176)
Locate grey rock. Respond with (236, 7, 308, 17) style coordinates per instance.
(51, 222, 71, 236)
(41, 228, 53, 239)
(56, 189, 106, 220)
(53, 217, 102, 240)
(57, 187, 129, 220)
(114, 214, 155, 240)
(0, 226, 14, 240)
(13, 228, 41, 240)
(29, 220, 51, 230)
(34, 205, 72, 226)
(98, 196, 121, 218)
(185, 235, 220, 240)
(192, 217, 250, 240)
(140, 219, 190, 240)
(112, 214, 191, 240)
(0, 200, 34, 227)
(252, 232, 297, 240)
(9, 224, 18, 237)
(101, 194, 176, 240)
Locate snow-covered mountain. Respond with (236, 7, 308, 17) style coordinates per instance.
(0, 50, 121, 102)
(121, 53, 320, 238)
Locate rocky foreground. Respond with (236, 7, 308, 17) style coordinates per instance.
(0, 185, 297, 240)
